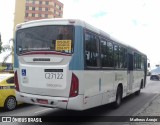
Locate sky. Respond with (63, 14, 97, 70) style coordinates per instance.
(0, 0, 160, 69)
(0, 0, 15, 63)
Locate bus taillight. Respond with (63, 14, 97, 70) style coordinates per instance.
(69, 73, 79, 97)
(14, 71, 20, 92)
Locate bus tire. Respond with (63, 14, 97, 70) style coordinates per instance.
(135, 89, 140, 95)
(113, 86, 122, 108)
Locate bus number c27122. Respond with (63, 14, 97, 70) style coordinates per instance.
(45, 73, 63, 79)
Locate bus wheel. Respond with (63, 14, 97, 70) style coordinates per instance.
(135, 89, 140, 95)
(113, 86, 122, 108)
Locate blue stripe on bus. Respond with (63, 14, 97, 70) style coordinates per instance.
(14, 35, 19, 68)
(69, 26, 84, 70)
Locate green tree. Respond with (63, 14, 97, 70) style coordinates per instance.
(0, 34, 12, 67)
(2, 39, 13, 65)
(0, 33, 11, 54)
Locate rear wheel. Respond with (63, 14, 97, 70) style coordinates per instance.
(135, 89, 140, 95)
(113, 86, 122, 108)
(4, 96, 17, 111)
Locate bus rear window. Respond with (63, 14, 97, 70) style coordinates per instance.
(16, 25, 74, 54)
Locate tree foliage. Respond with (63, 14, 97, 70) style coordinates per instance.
(0, 34, 12, 54)
(0, 34, 13, 66)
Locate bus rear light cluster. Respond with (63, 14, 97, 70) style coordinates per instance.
(69, 73, 79, 97)
(14, 71, 20, 92)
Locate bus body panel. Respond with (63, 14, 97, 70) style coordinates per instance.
(79, 71, 103, 109)
(127, 70, 144, 94)
(133, 71, 144, 91)
(69, 26, 84, 70)
(16, 91, 68, 109)
(17, 55, 72, 97)
(100, 70, 115, 105)
(67, 95, 85, 110)
(114, 70, 128, 97)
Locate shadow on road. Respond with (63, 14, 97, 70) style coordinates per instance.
(0, 92, 157, 125)
(38, 93, 145, 117)
(0, 103, 33, 113)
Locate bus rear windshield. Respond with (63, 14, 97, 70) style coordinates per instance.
(16, 25, 74, 55)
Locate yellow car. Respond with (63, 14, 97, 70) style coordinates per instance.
(0, 73, 21, 111)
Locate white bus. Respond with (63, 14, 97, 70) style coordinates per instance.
(14, 19, 147, 110)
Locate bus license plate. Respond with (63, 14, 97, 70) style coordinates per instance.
(44, 72, 63, 79)
(37, 99, 48, 104)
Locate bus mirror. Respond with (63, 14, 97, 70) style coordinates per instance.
(148, 63, 150, 68)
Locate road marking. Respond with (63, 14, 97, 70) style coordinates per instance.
(35, 108, 52, 114)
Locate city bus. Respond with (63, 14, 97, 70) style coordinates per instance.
(14, 19, 147, 110)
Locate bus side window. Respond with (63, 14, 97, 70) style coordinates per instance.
(128, 53, 133, 70)
(107, 41, 114, 67)
(85, 32, 99, 67)
(100, 39, 114, 68)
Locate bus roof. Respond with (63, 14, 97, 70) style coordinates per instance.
(16, 18, 110, 36)
(16, 18, 146, 56)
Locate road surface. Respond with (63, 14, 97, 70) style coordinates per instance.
(0, 76, 160, 125)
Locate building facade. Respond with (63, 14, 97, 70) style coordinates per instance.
(14, 0, 63, 31)
(13, 0, 63, 63)
(25, 0, 63, 21)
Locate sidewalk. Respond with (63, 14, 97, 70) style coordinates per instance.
(124, 93, 160, 125)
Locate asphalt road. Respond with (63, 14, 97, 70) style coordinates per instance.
(0, 76, 160, 125)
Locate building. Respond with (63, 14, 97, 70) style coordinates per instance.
(14, 0, 63, 30)
(25, 0, 63, 22)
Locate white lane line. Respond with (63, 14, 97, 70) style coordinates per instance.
(35, 108, 52, 114)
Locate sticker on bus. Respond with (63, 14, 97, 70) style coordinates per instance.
(55, 40, 71, 51)
(22, 69, 26, 76)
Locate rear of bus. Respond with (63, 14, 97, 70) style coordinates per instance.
(14, 19, 83, 110)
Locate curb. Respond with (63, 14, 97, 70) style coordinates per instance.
(132, 93, 160, 116)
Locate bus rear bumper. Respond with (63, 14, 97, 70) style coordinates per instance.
(16, 91, 68, 109)
(67, 95, 84, 110)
